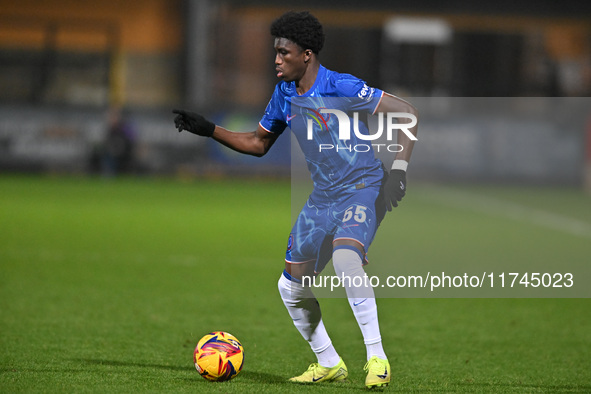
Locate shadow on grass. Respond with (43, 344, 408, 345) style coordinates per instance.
(238, 370, 285, 383)
(75, 359, 286, 384)
(177, 370, 287, 385)
(75, 358, 188, 372)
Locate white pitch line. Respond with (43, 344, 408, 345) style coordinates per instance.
(418, 185, 591, 239)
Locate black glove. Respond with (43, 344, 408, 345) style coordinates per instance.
(172, 109, 215, 137)
(383, 169, 406, 211)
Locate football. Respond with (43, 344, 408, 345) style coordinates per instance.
(193, 331, 244, 382)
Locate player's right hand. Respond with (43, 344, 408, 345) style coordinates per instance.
(172, 109, 216, 137)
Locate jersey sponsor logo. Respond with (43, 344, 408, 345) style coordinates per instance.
(357, 83, 375, 101)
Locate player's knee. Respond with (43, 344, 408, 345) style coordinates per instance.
(278, 271, 291, 296)
(333, 247, 364, 276)
(278, 270, 305, 299)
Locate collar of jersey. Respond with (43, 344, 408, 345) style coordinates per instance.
(291, 64, 326, 97)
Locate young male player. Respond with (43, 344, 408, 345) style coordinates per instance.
(173, 11, 418, 388)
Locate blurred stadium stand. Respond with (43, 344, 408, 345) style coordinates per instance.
(0, 0, 590, 184)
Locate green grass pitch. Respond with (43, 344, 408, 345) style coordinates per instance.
(1, 175, 590, 392)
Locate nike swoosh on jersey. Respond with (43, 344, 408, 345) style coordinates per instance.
(287, 114, 297, 122)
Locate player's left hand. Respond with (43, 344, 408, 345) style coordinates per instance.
(383, 170, 406, 211)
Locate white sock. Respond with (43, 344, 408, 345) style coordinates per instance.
(366, 342, 387, 361)
(333, 248, 387, 361)
(316, 342, 341, 368)
(278, 272, 341, 368)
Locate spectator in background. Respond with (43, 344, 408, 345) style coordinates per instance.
(92, 106, 136, 176)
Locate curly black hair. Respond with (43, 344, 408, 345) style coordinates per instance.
(270, 11, 325, 54)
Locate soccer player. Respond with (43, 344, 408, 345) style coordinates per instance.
(173, 11, 418, 388)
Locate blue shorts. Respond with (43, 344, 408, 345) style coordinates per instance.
(285, 183, 386, 274)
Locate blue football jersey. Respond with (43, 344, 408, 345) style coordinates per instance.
(260, 65, 386, 192)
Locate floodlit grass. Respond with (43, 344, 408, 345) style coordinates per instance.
(1, 175, 590, 392)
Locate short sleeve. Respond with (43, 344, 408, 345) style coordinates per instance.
(259, 84, 288, 134)
(334, 73, 384, 114)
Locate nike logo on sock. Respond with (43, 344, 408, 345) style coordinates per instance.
(353, 298, 368, 306)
